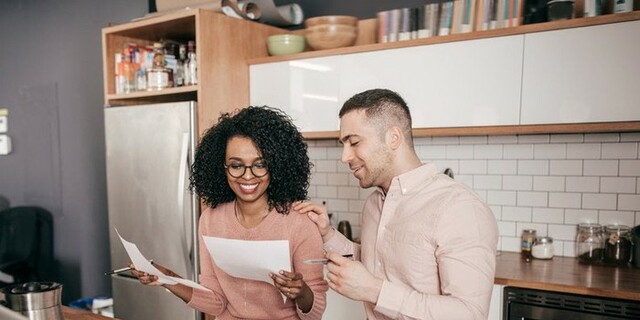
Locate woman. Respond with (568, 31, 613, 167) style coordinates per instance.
(131, 106, 327, 319)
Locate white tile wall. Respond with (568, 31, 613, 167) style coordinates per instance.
(306, 132, 640, 257)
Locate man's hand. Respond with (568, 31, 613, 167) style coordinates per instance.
(293, 201, 333, 239)
(325, 252, 383, 304)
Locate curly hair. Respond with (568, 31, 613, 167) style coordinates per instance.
(189, 106, 311, 215)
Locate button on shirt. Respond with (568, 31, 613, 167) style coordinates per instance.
(325, 163, 498, 320)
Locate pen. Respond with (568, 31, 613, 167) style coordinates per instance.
(303, 254, 354, 265)
(104, 260, 153, 276)
(104, 266, 133, 276)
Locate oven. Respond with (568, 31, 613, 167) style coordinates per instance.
(503, 286, 640, 319)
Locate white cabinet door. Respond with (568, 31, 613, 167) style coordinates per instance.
(339, 36, 524, 128)
(521, 20, 640, 124)
(250, 56, 342, 132)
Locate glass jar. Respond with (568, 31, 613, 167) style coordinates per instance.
(532, 236, 554, 259)
(575, 223, 604, 263)
(147, 42, 173, 91)
(521, 229, 537, 262)
(603, 225, 632, 265)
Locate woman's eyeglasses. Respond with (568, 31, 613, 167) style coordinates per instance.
(224, 162, 268, 178)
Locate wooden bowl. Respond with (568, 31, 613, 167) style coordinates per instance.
(305, 24, 358, 50)
(304, 15, 358, 28)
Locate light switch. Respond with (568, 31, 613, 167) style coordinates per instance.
(0, 135, 11, 155)
(0, 108, 7, 133)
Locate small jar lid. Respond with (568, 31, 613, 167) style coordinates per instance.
(605, 224, 630, 233)
(578, 223, 602, 231)
(535, 236, 553, 244)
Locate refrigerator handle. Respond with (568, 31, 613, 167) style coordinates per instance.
(177, 132, 192, 278)
(188, 101, 200, 281)
(188, 101, 202, 320)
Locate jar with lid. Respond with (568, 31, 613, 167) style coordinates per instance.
(146, 42, 173, 91)
(575, 223, 604, 263)
(521, 229, 537, 262)
(532, 236, 554, 259)
(603, 225, 632, 265)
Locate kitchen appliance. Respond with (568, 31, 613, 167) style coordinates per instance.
(503, 286, 640, 319)
(0, 282, 63, 320)
(105, 101, 200, 320)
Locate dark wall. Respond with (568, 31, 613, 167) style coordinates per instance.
(0, 0, 147, 303)
(0, 0, 432, 304)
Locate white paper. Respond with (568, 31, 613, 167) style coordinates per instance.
(115, 228, 211, 292)
(203, 236, 290, 284)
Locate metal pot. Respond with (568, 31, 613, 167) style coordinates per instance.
(1, 282, 63, 320)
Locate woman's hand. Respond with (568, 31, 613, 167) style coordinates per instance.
(270, 270, 308, 300)
(129, 262, 180, 286)
(293, 201, 332, 239)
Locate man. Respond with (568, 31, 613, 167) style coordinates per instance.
(295, 88, 498, 319)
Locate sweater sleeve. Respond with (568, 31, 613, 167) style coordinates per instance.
(292, 214, 329, 320)
(186, 210, 228, 316)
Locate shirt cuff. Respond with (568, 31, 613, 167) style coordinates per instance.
(373, 280, 405, 319)
(323, 228, 352, 254)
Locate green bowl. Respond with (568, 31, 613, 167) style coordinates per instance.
(267, 34, 305, 56)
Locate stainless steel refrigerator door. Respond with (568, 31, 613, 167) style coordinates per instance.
(105, 101, 198, 320)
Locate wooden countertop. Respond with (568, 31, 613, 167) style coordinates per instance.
(495, 251, 640, 301)
(63, 306, 117, 320)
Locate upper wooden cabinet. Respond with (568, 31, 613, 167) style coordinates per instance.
(249, 12, 640, 139)
(521, 20, 640, 125)
(102, 9, 282, 134)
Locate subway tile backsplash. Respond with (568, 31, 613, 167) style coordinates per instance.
(306, 132, 640, 257)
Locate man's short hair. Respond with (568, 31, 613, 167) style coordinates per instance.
(340, 89, 413, 144)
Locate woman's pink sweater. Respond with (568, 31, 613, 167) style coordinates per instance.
(188, 201, 328, 319)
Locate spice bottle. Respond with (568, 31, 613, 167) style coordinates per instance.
(186, 40, 197, 85)
(603, 225, 632, 265)
(576, 223, 604, 264)
(146, 42, 173, 91)
(532, 236, 554, 260)
(521, 229, 537, 262)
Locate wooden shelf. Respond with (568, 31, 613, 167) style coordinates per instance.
(302, 121, 640, 140)
(104, 86, 198, 107)
(249, 11, 640, 65)
(102, 9, 283, 134)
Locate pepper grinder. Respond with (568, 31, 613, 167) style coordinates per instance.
(337, 220, 352, 241)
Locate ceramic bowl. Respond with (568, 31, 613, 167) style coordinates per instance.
(304, 15, 358, 28)
(305, 24, 358, 50)
(266, 34, 305, 56)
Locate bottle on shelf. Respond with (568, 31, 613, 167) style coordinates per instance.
(146, 42, 173, 91)
(120, 49, 138, 94)
(174, 43, 187, 87)
(186, 40, 197, 85)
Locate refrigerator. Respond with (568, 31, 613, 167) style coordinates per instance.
(104, 101, 201, 320)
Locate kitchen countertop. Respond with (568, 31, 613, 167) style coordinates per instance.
(495, 251, 640, 301)
(62, 306, 117, 320)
